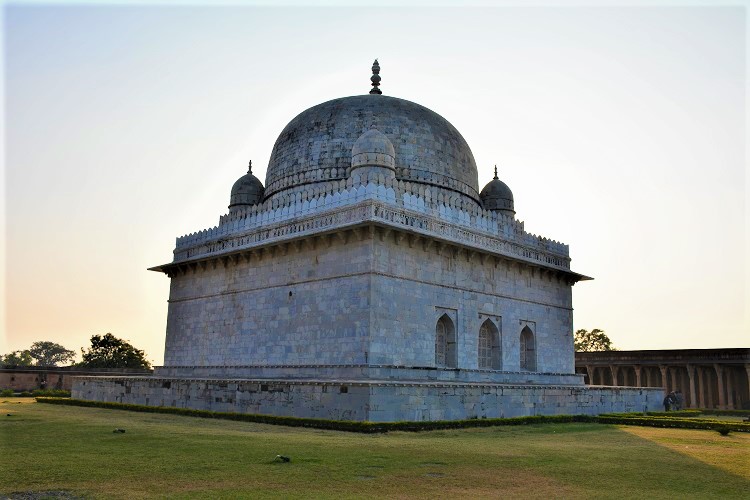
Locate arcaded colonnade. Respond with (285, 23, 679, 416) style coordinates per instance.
(575, 349, 750, 410)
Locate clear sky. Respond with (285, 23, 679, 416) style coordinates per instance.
(2, 1, 747, 365)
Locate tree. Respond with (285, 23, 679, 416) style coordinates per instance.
(1, 350, 33, 367)
(575, 329, 616, 352)
(78, 333, 152, 370)
(28, 341, 76, 366)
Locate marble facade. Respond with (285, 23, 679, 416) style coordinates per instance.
(73, 62, 662, 419)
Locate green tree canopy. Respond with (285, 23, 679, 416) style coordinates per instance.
(28, 341, 76, 366)
(1, 350, 33, 367)
(574, 329, 616, 352)
(78, 333, 152, 370)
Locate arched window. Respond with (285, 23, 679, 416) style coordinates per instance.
(435, 314, 456, 368)
(478, 319, 501, 370)
(520, 326, 536, 371)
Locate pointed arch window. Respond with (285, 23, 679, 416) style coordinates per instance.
(435, 314, 456, 368)
(520, 326, 536, 371)
(478, 319, 501, 370)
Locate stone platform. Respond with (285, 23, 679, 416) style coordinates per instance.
(155, 364, 586, 385)
(72, 376, 662, 422)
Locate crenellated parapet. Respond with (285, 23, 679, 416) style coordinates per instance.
(167, 175, 574, 276)
(179, 174, 567, 249)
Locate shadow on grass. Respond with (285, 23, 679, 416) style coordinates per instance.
(542, 424, 750, 498)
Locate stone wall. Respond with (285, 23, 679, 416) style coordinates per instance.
(1, 368, 152, 391)
(73, 376, 663, 422)
(368, 384, 662, 422)
(163, 230, 576, 377)
(164, 238, 373, 367)
(0, 371, 66, 391)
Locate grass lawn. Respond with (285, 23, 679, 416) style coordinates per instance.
(1, 399, 748, 499)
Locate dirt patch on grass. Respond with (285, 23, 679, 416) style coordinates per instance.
(3, 491, 82, 500)
(0, 398, 37, 406)
(372, 465, 581, 499)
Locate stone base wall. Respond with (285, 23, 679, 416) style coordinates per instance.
(1, 371, 66, 391)
(368, 384, 662, 422)
(1, 368, 152, 391)
(73, 376, 662, 422)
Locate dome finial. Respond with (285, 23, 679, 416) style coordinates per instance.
(369, 59, 382, 95)
(248, 160, 252, 173)
(493, 165, 498, 180)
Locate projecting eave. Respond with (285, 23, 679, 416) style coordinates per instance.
(149, 258, 591, 283)
(566, 271, 592, 282)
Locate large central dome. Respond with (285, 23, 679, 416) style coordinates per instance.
(264, 94, 480, 205)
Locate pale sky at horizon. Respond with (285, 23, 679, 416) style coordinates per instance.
(2, 1, 748, 365)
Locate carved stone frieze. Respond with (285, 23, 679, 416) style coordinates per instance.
(158, 199, 585, 279)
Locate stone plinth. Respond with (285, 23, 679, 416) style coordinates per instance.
(154, 365, 584, 385)
(73, 376, 662, 422)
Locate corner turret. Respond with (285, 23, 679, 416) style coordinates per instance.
(480, 165, 515, 217)
(229, 160, 264, 213)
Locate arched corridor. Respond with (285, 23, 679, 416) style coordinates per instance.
(576, 348, 749, 409)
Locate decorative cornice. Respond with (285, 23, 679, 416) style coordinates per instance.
(151, 199, 589, 282)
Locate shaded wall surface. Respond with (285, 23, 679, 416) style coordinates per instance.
(164, 238, 373, 367)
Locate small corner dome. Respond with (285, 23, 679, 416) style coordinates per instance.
(480, 169, 514, 214)
(351, 128, 396, 170)
(229, 162, 264, 208)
